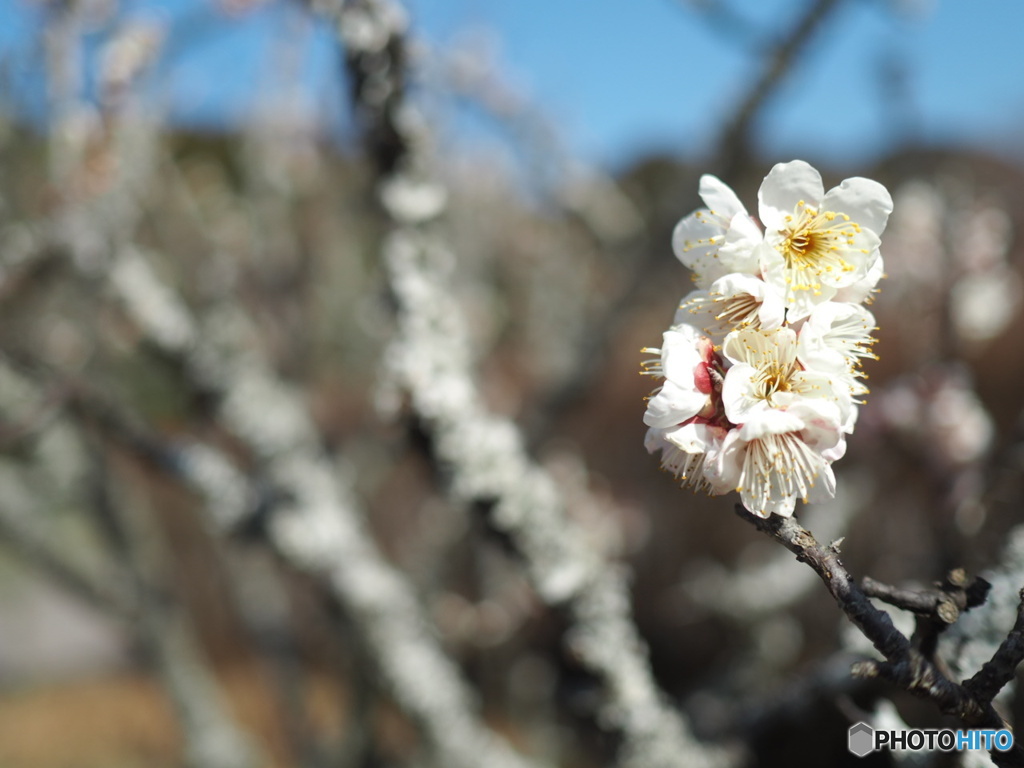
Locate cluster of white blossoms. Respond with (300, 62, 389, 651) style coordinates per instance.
(643, 160, 893, 518)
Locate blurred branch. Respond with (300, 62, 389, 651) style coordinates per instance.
(715, 0, 845, 177)
(735, 504, 1024, 767)
(674, 0, 767, 50)
(33, 10, 537, 761)
(216, 547, 331, 768)
(326, 1, 736, 766)
(681, 489, 863, 742)
(685, 483, 860, 622)
(426, 35, 650, 444)
(43, 0, 86, 183)
(0, 349, 260, 768)
(0, 492, 135, 617)
(0, 359, 135, 615)
(735, 651, 867, 737)
(86, 450, 261, 768)
(428, 38, 644, 247)
(863, 569, 989, 667)
(0, 467, 260, 768)
(85, 253, 542, 768)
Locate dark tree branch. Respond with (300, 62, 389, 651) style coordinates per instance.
(340, 0, 411, 178)
(863, 570, 991, 666)
(862, 571, 991, 624)
(964, 589, 1024, 705)
(715, 0, 846, 178)
(734, 505, 910, 660)
(734, 504, 1024, 767)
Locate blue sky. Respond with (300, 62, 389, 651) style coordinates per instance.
(2, 0, 1023, 171)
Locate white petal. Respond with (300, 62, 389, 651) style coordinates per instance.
(759, 242, 788, 294)
(805, 464, 836, 503)
(644, 426, 669, 455)
(721, 363, 764, 424)
(674, 289, 712, 328)
(700, 429, 735, 494)
(797, 302, 870, 370)
(791, 370, 853, 422)
(834, 254, 884, 304)
(796, 328, 843, 374)
(680, 274, 783, 342)
(672, 211, 728, 287)
(644, 381, 706, 428)
(664, 421, 715, 453)
(710, 272, 765, 298)
(842, 405, 858, 434)
(710, 429, 743, 491)
(756, 279, 786, 329)
(787, 399, 844, 452)
(820, 229, 880, 288)
(757, 493, 797, 518)
(736, 408, 805, 441)
(780, 282, 837, 323)
(758, 160, 824, 231)
(739, 490, 774, 519)
(716, 213, 763, 276)
(821, 176, 894, 236)
(660, 328, 703, 382)
(722, 327, 797, 368)
(821, 435, 847, 463)
(811, 300, 876, 334)
(698, 175, 747, 220)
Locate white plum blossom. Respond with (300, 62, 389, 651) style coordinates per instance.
(714, 400, 845, 518)
(950, 267, 1023, 343)
(676, 272, 785, 344)
(640, 324, 718, 429)
(796, 301, 877, 399)
(758, 160, 893, 321)
(877, 367, 994, 470)
(643, 160, 889, 518)
(721, 328, 852, 427)
(645, 422, 730, 494)
(671, 175, 762, 288)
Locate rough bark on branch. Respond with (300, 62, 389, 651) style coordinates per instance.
(735, 504, 1024, 768)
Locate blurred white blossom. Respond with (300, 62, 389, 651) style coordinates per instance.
(881, 179, 1021, 349)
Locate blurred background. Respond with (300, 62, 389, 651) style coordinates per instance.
(0, 0, 1024, 766)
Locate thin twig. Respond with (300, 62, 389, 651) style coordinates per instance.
(862, 572, 991, 624)
(734, 504, 1024, 767)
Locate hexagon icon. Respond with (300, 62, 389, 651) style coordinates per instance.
(848, 722, 875, 757)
